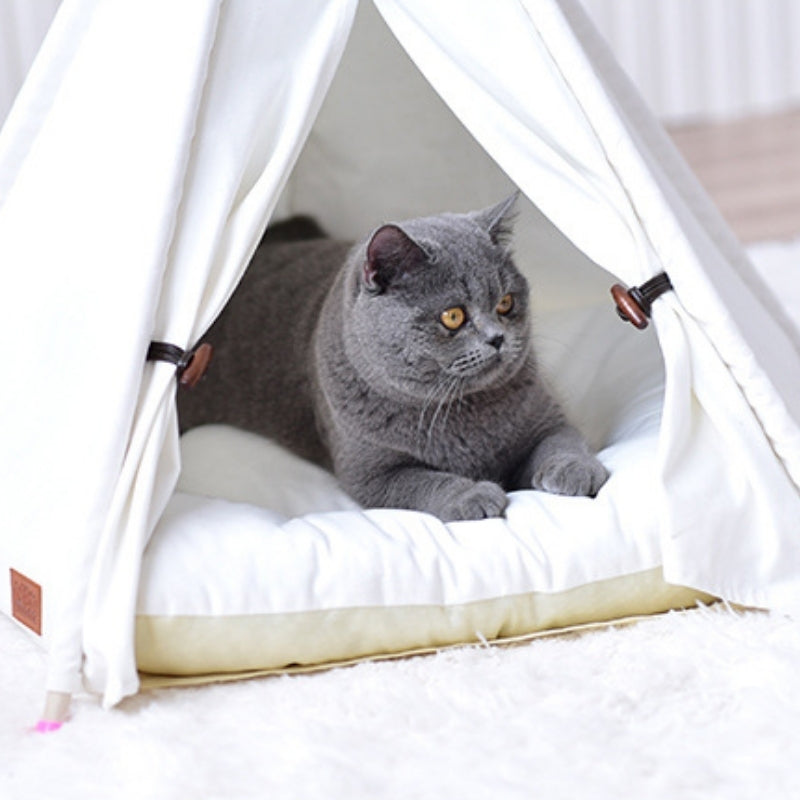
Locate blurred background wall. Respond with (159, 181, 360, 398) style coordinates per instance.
(579, 0, 800, 122)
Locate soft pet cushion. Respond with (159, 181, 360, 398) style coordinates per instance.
(136, 305, 712, 684)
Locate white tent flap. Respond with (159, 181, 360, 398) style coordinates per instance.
(0, 0, 357, 708)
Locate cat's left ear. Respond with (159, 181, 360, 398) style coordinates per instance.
(475, 191, 519, 246)
(363, 224, 427, 294)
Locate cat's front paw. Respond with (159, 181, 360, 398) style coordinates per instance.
(436, 480, 508, 522)
(532, 454, 608, 498)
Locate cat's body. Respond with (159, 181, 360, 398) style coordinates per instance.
(179, 231, 349, 467)
(178, 198, 608, 521)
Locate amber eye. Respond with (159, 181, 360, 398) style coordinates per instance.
(440, 306, 466, 331)
(496, 293, 514, 315)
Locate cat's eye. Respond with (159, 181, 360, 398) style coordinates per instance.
(496, 293, 514, 315)
(440, 306, 466, 331)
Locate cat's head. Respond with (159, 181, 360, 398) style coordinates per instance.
(344, 194, 532, 400)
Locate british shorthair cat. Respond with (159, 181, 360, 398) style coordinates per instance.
(178, 195, 608, 521)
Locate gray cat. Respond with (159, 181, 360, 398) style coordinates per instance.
(178, 196, 608, 521)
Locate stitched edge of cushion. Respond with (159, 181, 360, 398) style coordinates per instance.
(136, 567, 714, 684)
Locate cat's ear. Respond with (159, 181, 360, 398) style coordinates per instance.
(475, 191, 519, 246)
(363, 224, 427, 294)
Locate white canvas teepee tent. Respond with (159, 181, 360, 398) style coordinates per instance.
(1, 0, 798, 726)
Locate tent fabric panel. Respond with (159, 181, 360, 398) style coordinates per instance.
(0, 0, 357, 706)
(544, 0, 800, 609)
(656, 305, 800, 613)
(79, 0, 358, 707)
(0, 0, 224, 694)
(544, 2, 800, 607)
(548, 0, 800, 488)
(372, 0, 650, 285)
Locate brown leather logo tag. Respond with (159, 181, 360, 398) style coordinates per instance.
(10, 569, 42, 635)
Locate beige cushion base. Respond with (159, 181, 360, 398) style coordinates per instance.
(137, 567, 713, 689)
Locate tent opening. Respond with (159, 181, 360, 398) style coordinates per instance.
(176, 0, 660, 499)
(153, 1, 682, 690)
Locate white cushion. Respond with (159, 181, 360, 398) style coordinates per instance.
(136, 304, 711, 683)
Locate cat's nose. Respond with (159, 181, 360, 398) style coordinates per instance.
(487, 333, 504, 351)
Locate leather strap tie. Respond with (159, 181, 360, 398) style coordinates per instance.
(146, 341, 213, 388)
(610, 272, 673, 330)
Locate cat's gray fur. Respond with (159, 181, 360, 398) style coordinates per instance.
(178, 197, 608, 521)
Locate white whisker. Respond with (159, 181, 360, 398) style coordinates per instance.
(426, 382, 452, 441)
(418, 375, 461, 443)
(417, 378, 445, 437)
(439, 376, 463, 431)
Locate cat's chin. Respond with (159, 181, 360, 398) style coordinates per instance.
(457, 369, 518, 395)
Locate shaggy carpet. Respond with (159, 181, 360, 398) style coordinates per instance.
(2, 606, 800, 799)
(2, 239, 799, 799)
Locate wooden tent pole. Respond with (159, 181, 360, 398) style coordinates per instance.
(36, 691, 72, 733)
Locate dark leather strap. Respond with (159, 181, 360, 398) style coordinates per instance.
(146, 341, 213, 387)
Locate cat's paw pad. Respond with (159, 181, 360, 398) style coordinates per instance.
(532, 455, 608, 497)
(438, 481, 508, 522)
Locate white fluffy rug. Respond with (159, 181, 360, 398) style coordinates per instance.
(2, 239, 799, 800)
(3, 606, 800, 799)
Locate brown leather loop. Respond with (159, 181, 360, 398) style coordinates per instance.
(611, 273, 673, 331)
(178, 343, 214, 388)
(611, 284, 649, 329)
